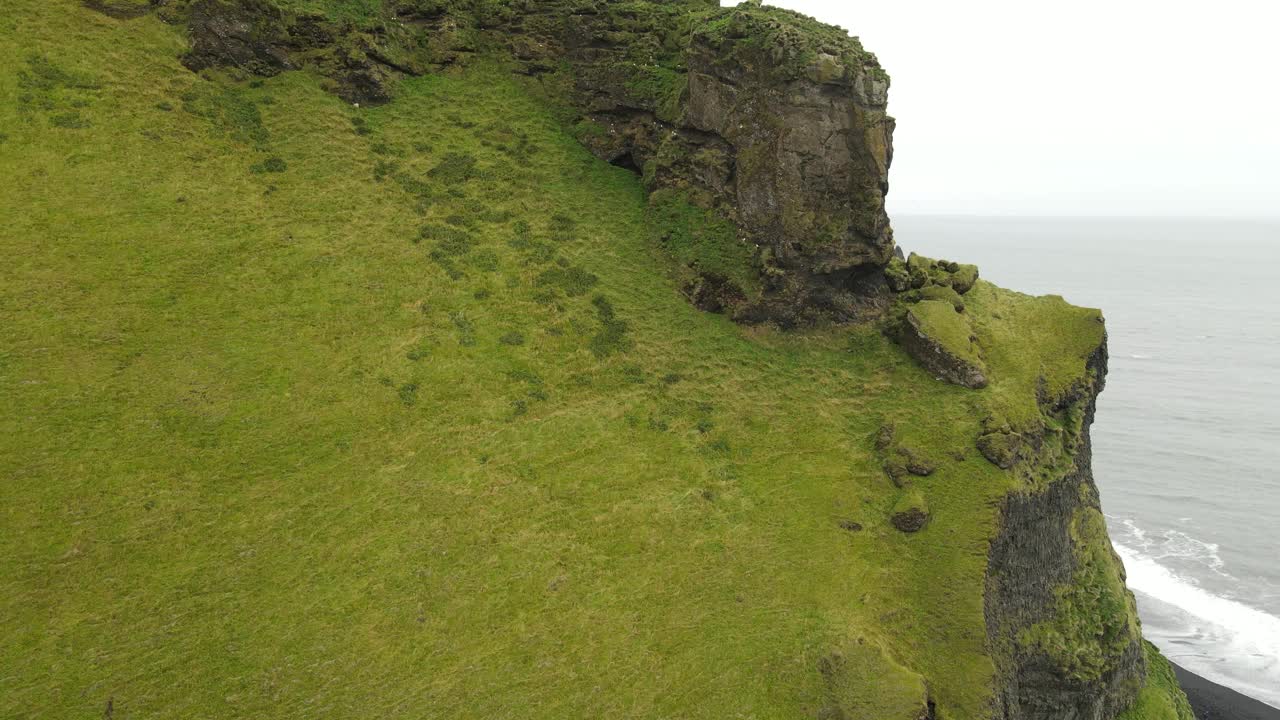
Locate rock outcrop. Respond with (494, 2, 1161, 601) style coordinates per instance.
(887, 254, 988, 389)
(540, 2, 897, 324)
(897, 301, 989, 389)
(181, 0, 466, 103)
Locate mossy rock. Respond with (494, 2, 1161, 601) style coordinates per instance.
(951, 263, 979, 295)
(903, 252, 980, 295)
(884, 255, 911, 292)
(911, 284, 965, 312)
(874, 422, 896, 452)
(882, 457, 910, 488)
(897, 300, 988, 389)
(890, 489, 929, 533)
(977, 430, 1023, 470)
(1117, 642, 1196, 720)
(1018, 508, 1141, 682)
(906, 252, 931, 289)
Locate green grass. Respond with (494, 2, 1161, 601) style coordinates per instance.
(1118, 643, 1196, 720)
(0, 2, 1149, 718)
(909, 299, 981, 365)
(965, 283, 1105, 434)
(647, 187, 760, 300)
(1019, 508, 1141, 682)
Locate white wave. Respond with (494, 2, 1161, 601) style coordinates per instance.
(1127, 353, 1154, 360)
(1115, 517, 1233, 579)
(1114, 542, 1280, 708)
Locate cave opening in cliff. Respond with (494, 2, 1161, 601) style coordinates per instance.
(608, 151, 641, 175)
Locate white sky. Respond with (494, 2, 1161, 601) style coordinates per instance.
(724, 0, 1280, 217)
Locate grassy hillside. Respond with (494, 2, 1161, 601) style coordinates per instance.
(0, 1, 1186, 717)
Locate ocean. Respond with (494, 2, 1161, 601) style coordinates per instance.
(895, 215, 1280, 708)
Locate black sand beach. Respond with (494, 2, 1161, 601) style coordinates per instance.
(1173, 663, 1280, 719)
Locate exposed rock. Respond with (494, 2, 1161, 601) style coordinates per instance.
(678, 9, 896, 323)
(180, 0, 455, 104)
(686, 273, 748, 314)
(838, 519, 863, 532)
(897, 301, 988, 389)
(890, 490, 929, 533)
(182, 0, 298, 77)
(514, 2, 896, 325)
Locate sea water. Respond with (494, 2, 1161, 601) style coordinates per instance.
(895, 215, 1280, 708)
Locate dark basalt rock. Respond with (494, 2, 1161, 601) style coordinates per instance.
(891, 507, 928, 533)
(677, 12, 896, 323)
(179, 0, 454, 104)
(182, 0, 298, 77)
(890, 490, 929, 533)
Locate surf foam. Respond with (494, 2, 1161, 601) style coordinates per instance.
(1113, 541, 1280, 708)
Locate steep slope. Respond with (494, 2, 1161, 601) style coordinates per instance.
(0, 1, 1190, 718)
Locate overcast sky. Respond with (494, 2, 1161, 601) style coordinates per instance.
(724, 0, 1279, 217)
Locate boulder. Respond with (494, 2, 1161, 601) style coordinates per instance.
(897, 300, 988, 389)
(891, 490, 930, 533)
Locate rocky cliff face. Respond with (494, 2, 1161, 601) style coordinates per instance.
(523, 2, 897, 325)
(983, 341, 1147, 719)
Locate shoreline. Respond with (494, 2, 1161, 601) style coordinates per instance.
(1171, 662, 1280, 719)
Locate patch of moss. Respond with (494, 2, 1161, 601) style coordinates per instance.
(911, 284, 965, 312)
(908, 300, 981, 366)
(1117, 642, 1195, 720)
(692, 3, 887, 83)
(647, 188, 759, 299)
(1019, 508, 1140, 682)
